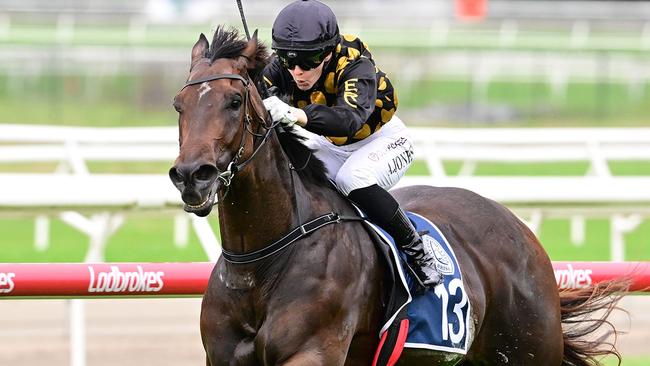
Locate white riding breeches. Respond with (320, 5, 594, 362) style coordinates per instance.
(296, 115, 415, 196)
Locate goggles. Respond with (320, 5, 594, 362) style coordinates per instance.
(276, 49, 329, 71)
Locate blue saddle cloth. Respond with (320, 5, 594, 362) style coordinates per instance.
(366, 211, 471, 354)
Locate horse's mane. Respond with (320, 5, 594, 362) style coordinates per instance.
(206, 26, 331, 188)
(206, 26, 268, 84)
(276, 128, 330, 187)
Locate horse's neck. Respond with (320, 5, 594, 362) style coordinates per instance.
(216, 137, 342, 255)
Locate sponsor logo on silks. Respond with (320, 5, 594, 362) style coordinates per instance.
(554, 264, 592, 289)
(368, 138, 411, 162)
(0, 272, 16, 294)
(368, 148, 388, 162)
(387, 148, 414, 175)
(386, 137, 408, 150)
(88, 266, 164, 293)
(422, 235, 455, 275)
(343, 78, 359, 108)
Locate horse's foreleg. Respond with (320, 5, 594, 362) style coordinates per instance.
(280, 351, 321, 365)
(280, 350, 345, 366)
(264, 326, 351, 366)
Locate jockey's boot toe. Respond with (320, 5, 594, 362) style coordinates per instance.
(414, 260, 443, 288)
(405, 261, 443, 295)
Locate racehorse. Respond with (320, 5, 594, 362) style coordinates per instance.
(169, 27, 627, 366)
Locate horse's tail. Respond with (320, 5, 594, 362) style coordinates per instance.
(560, 279, 630, 366)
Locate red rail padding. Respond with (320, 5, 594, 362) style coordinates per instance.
(0, 262, 214, 298)
(553, 261, 650, 292)
(1, 261, 649, 298)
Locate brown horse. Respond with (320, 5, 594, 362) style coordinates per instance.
(169, 27, 627, 366)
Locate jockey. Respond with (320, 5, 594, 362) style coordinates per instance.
(262, 0, 442, 291)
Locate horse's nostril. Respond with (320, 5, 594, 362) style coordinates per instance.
(169, 163, 217, 190)
(169, 167, 185, 184)
(194, 164, 218, 182)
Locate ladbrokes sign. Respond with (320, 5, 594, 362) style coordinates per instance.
(87, 265, 164, 293)
(554, 264, 593, 289)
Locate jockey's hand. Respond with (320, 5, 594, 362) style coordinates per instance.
(263, 96, 304, 127)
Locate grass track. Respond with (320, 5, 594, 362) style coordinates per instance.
(604, 357, 649, 366)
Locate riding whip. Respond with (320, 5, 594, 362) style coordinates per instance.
(236, 0, 251, 40)
(234, 0, 272, 99)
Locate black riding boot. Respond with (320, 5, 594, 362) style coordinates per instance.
(384, 208, 443, 291)
(348, 185, 443, 293)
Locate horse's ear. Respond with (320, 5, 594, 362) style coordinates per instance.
(191, 33, 209, 69)
(241, 29, 259, 67)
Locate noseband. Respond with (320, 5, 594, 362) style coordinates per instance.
(180, 72, 277, 189)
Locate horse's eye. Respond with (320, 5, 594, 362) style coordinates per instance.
(230, 98, 242, 109)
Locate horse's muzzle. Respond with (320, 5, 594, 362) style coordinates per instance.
(169, 163, 219, 217)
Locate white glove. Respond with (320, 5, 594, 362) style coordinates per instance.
(263, 96, 299, 127)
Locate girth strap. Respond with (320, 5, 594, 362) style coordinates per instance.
(221, 212, 366, 264)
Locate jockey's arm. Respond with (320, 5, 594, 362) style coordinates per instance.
(263, 57, 377, 137)
(302, 58, 376, 137)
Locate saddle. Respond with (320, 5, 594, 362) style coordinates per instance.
(357, 211, 471, 366)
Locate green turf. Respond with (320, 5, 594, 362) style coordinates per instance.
(0, 93, 176, 127)
(407, 160, 650, 177)
(626, 220, 650, 260)
(87, 161, 174, 174)
(610, 161, 650, 176)
(0, 218, 89, 262)
(604, 356, 650, 366)
(104, 216, 212, 262)
(0, 215, 212, 263)
(0, 162, 174, 174)
(539, 218, 614, 261)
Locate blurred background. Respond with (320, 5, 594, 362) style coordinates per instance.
(2, 0, 650, 127)
(1, 0, 649, 365)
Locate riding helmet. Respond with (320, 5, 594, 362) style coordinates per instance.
(271, 0, 341, 52)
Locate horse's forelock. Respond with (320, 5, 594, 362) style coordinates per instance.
(205, 26, 270, 80)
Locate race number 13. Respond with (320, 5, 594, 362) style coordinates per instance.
(434, 278, 468, 344)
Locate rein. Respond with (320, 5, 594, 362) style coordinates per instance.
(221, 213, 367, 264)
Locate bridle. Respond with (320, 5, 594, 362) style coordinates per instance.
(180, 72, 279, 189)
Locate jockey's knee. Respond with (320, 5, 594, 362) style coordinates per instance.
(335, 168, 377, 196)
